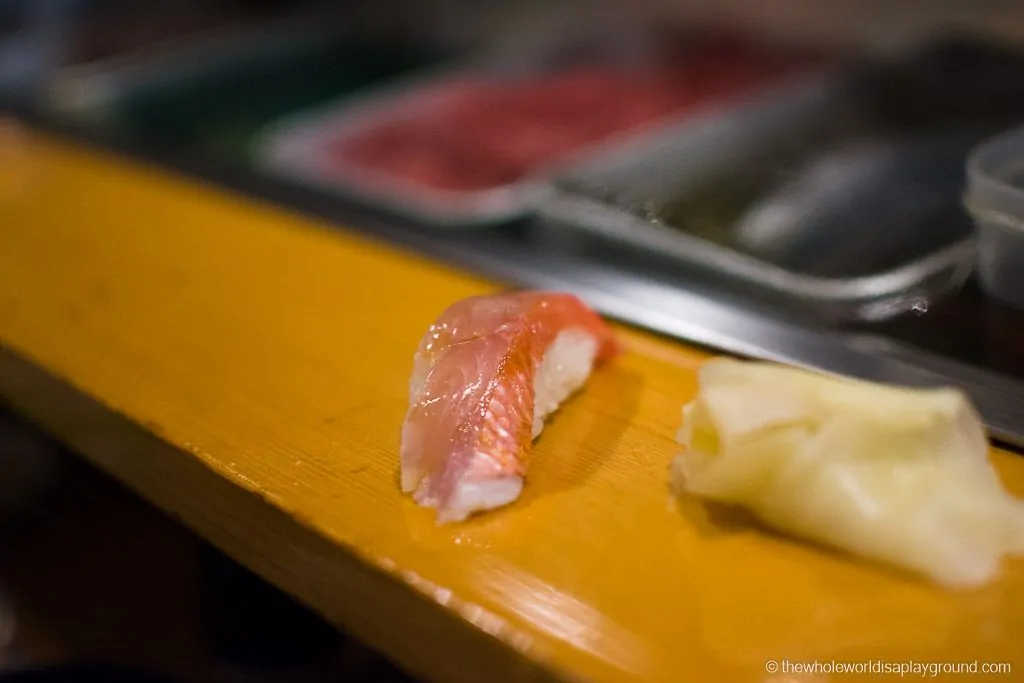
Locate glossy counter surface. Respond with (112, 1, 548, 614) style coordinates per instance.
(1, 130, 1023, 683)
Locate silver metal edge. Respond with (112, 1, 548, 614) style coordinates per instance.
(540, 188, 976, 304)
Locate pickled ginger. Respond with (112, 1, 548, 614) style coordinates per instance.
(672, 358, 1024, 589)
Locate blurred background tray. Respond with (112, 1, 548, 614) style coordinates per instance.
(538, 36, 1024, 322)
(256, 27, 825, 227)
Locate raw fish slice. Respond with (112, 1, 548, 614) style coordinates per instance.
(401, 291, 618, 523)
(673, 358, 1024, 589)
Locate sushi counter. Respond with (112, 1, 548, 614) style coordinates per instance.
(1, 128, 1024, 683)
(5, 16, 1024, 683)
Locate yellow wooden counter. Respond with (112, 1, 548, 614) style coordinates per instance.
(2, 127, 1024, 683)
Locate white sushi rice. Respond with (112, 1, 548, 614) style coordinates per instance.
(531, 328, 599, 439)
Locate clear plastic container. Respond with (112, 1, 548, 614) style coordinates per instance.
(965, 124, 1024, 310)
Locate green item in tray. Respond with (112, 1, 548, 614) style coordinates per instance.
(104, 41, 440, 165)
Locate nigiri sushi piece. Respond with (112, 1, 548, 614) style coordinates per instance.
(672, 358, 1024, 589)
(401, 291, 619, 523)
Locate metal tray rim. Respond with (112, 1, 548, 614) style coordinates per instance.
(539, 188, 976, 304)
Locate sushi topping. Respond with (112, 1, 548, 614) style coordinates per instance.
(673, 358, 1024, 589)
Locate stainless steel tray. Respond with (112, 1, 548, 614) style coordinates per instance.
(255, 36, 827, 229)
(536, 74, 978, 322)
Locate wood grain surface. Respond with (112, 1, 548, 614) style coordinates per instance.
(2, 129, 1024, 683)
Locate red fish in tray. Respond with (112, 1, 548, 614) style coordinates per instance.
(327, 50, 818, 195)
(400, 291, 619, 523)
